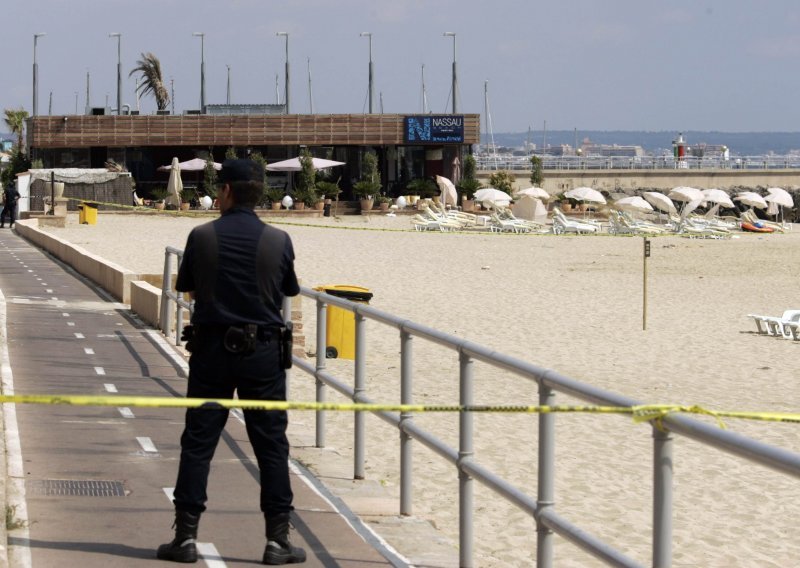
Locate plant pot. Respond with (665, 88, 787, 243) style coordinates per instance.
(294, 202, 306, 211)
(314, 201, 325, 211)
(379, 202, 390, 211)
(462, 199, 475, 212)
(360, 198, 374, 212)
(561, 203, 573, 213)
(180, 202, 190, 211)
(271, 202, 282, 211)
(155, 202, 166, 210)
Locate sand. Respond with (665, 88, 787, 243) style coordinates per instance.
(38, 212, 800, 567)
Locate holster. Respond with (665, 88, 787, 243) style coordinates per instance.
(281, 322, 294, 369)
(181, 324, 195, 353)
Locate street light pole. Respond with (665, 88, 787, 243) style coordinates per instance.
(360, 32, 373, 114)
(226, 64, 231, 105)
(276, 32, 289, 114)
(444, 32, 457, 114)
(192, 32, 205, 111)
(109, 33, 122, 114)
(33, 33, 46, 117)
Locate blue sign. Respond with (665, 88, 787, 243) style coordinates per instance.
(404, 115, 464, 144)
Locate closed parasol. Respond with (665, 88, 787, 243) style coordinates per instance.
(435, 175, 458, 207)
(165, 157, 183, 208)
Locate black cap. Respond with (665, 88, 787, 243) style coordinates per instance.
(218, 159, 263, 184)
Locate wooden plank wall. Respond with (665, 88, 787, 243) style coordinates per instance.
(29, 114, 480, 148)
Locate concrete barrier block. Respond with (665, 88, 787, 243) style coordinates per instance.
(131, 281, 162, 328)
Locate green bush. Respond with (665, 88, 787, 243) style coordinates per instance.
(488, 170, 516, 194)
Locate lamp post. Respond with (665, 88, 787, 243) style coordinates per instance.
(276, 32, 289, 114)
(226, 64, 231, 105)
(192, 32, 205, 111)
(360, 32, 374, 114)
(33, 33, 46, 116)
(109, 33, 122, 114)
(443, 32, 457, 114)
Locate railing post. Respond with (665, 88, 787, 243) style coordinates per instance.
(160, 249, 172, 337)
(458, 350, 474, 568)
(399, 328, 413, 515)
(315, 297, 327, 449)
(175, 296, 184, 346)
(652, 425, 673, 568)
(354, 312, 366, 478)
(536, 383, 555, 568)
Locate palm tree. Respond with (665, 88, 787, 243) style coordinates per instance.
(4, 108, 29, 148)
(129, 53, 170, 110)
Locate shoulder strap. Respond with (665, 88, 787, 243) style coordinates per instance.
(256, 225, 287, 304)
(192, 222, 218, 302)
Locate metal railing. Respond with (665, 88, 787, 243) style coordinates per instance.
(159, 248, 800, 567)
(477, 154, 800, 172)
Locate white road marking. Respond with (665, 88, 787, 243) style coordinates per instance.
(74, 333, 84, 339)
(0, 290, 33, 568)
(46, 289, 53, 293)
(67, 322, 75, 327)
(104, 384, 117, 392)
(137, 436, 158, 453)
(94, 367, 106, 376)
(118, 407, 134, 418)
(51, 297, 58, 301)
(163, 487, 175, 502)
(62, 313, 69, 317)
(196, 543, 226, 567)
(27, 269, 32, 272)
(84, 348, 94, 355)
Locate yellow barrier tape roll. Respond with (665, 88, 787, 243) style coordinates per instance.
(0, 395, 798, 425)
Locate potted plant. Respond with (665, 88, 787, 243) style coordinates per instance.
(376, 194, 392, 211)
(291, 148, 317, 211)
(406, 178, 437, 208)
(179, 188, 195, 210)
(150, 187, 168, 210)
(457, 154, 481, 212)
(352, 151, 382, 212)
(264, 186, 284, 210)
(316, 178, 342, 216)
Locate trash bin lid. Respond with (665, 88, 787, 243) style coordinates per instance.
(314, 284, 373, 302)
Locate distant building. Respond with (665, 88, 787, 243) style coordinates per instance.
(581, 140, 644, 157)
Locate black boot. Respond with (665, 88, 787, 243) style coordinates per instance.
(157, 510, 201, 563)
(263, 512, 306, 565)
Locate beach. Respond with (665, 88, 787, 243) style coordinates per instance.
(36, 212, 800, 567)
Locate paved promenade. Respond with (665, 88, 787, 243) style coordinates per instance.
(0, 227, 451, 567)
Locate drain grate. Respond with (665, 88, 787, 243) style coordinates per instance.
(27, 479, 127, 497)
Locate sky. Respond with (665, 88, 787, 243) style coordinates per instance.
(3, 0, 800, 133)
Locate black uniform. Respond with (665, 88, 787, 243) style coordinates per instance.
(0, 185, 20, 228)
(173, 206, 299, 516)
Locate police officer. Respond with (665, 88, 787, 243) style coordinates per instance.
(0, 182, 20, 228)
(157, 159, 306, 565)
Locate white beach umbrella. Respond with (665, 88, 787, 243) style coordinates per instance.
(158, 157, 221, 172)
(668, 186, 704, 203)
(701, 188, 734, 209)
(564, 186, 606, 204)
(643, 192, 677, 214)
(435, 175, 458, 207)
(165, 157, 183, 208)
(474, 187, 511, 207)
(681, 198, 704, 219)
(765, 187, 794, 208)
(613, 196, 653, 214)
(266, 157, 345, 171)
(734, 192, 768, 209)
(515, 187, 550, 200)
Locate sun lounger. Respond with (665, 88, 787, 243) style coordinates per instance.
(747, 309, 800, 338)
(552, 207, 599, 235)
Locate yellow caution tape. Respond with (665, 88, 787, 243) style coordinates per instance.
(0, 395, 798, 425)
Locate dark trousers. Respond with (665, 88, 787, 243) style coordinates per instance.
(0, 204, 16, 227)
(173, 330, 293, 516)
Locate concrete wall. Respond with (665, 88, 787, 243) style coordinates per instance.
(477, 169, 800, 196)
(15, 220, 138, 304)
(131, 280, 161, 328)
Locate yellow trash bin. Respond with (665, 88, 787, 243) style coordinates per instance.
(314, 285, 373, 359)
(79, 201, 98, 225)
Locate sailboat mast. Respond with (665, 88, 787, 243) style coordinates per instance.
(307, 58, 314, 113)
